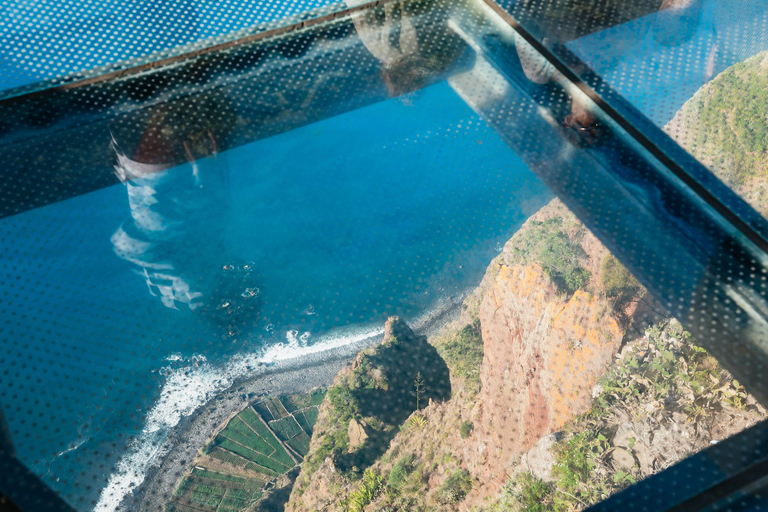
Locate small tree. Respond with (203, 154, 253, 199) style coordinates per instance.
(412, 372, 425, 411)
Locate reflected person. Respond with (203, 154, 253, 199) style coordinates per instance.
(110, 88, 259, 338)
(513, 32, 601, 144)
(348, 0, 467, 97)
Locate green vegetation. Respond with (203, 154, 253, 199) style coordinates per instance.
(495, 473, 556, 512)
(299, 320, 451, 483)
(388, 454, 418, 489)
(508, 217, 591, 294)
(437, 469, 473, 504)
(459, 420, 474, 439)
(685, 53, 768, 184)
(341, 469, 386, 512)
(488, 320, 753, 511)
(413, 372, 426, 411)
(436, 319, 484, 394)
(600, 254, 641, 309)
(165, 389, 325, 512)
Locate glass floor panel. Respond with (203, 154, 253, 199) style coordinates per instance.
(502, 0, 768, 226)
(1, 0, 767, 511)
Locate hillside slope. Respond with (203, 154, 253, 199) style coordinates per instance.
(664, 50, 768, 213)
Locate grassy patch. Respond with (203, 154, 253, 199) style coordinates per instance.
(388, 454, 418, 489)
(459, 420, 474, 439)
(600, 254, 641, 310)
(507, 217, 591, 295)
(437, 469, 472, 504)
(436, 320, 484, 394)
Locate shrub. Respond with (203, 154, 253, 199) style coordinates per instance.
(388, 454, 418, 489)
(459, 420, 473, 439)
(437, 469, 473, 504)
(437, 320, 484, 393)
(600, 254, 641, 308)
(514, 472, 555, 512)
(343, 469, 385, 511)
(328, 386, 360, 421)
(509, 217, 591, 294)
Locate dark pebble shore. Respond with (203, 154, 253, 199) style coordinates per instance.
(119, 294, 464, 512)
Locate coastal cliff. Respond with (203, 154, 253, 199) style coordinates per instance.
(287, 316, 451, 511)
(281, 199, 645, 511)
(159, 53, 768, 512)
(282, 197, 765, 512)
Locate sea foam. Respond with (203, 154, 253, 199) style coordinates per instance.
(94, 322, 383, 512)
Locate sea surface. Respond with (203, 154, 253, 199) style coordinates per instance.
(0, 80, 552, 509)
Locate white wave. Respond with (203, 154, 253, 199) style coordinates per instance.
(94, 322, 383, 512)
(95, 357, 231, 512)
(259, 323, 383, 364)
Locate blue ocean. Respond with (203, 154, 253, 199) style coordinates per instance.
(0, 81, 551, 509)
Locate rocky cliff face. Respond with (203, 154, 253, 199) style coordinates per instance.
(472, 263, 621, 481)
(452, 199, 631, 505)
(277, 53, 768, 512)
(283, 199, 643, 511)
(282, 196, 763, 512)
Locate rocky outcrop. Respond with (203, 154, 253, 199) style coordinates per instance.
(347, 418, 369, 449)
(286, 316, 451, 512)
(472, 263, 622, 479)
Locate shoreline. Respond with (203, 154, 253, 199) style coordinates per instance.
(121, 293, 464, 512)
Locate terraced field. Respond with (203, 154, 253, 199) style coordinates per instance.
(166, 388, 325, 512)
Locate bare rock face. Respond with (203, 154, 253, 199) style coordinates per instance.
(347, 418, 369, 449)
(471, 262, 622, 480)
(516, 433, 560, 483)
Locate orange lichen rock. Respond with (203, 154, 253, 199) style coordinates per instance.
(473, 262, 621, 479)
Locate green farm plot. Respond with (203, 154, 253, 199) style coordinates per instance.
(215, 437, 292, 473)
(219, 424, 275, 456)
(270, 416, 304, 440)
(191, 468, 248, 483)
(286, 432, 312, 456)
(227, 417, 269, 442)
(244, 461, 279, 477)
(270, 397, 290, 419)
(220, 497, 250, 509)
(309, 389, 325, 406)
(251, 400, 274, 421)
(166, 387, 326, 512)
(294, 411, 312, 435)
(264, 400, 280, 420)
(279, 394, 304, 413)
(304, 407, 319, 428)
(208, 447, 250, 468)
(189, 490, 222, 508)
(239, 409, 284, 453)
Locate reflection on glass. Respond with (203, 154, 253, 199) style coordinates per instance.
(560, 0, 768, 219)
(110, 91, 261, 341)
(0, 0, 766, 511)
